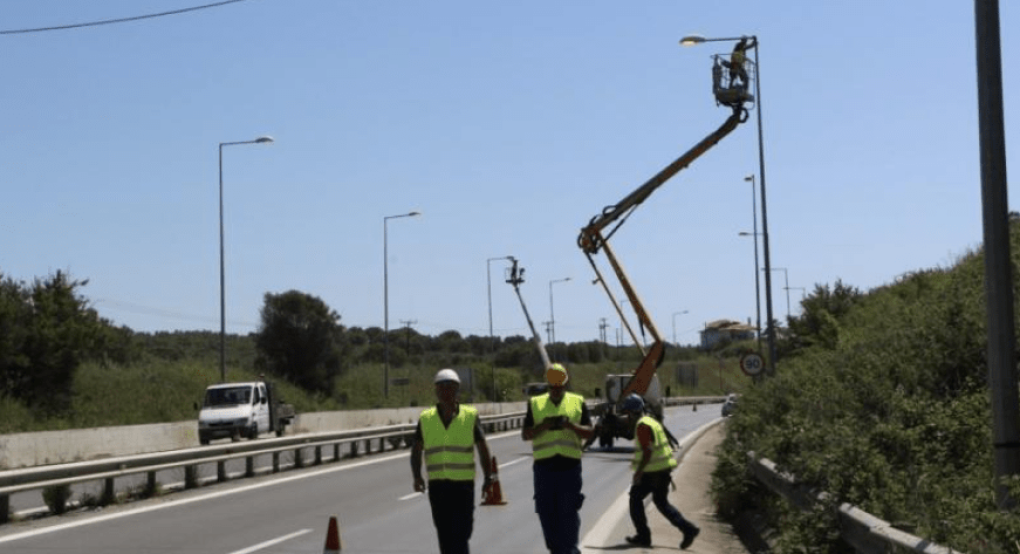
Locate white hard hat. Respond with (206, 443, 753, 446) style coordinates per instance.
(434, 368, 461, 384)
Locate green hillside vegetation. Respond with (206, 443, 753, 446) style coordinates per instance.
(0, 280, 752, 434)
(712, 216, 1020, 552)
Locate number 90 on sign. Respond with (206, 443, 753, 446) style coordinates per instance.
(740, 353, 764, 377)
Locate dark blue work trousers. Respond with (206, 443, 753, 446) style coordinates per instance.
(629, 470, 697, 540)
(427, 479, 475, 554)
(533, 461, 584, 554)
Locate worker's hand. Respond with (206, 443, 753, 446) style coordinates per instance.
(482, 476, 493, 498)
(413, 475, 426, 493)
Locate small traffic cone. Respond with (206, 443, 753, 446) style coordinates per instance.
(323, 515, 342, 553)
(481, 456, 508, 506)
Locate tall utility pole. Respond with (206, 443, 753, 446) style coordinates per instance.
(974, 0, 1020, 509)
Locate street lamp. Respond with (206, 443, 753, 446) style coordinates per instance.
(682, 32, 776, 373)
(218, 135, 273, 383)
(671, 310, 689, 347)
(548, 277, 571, 346)
(384, 210, 421, 399)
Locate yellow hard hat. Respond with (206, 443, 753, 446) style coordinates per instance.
(546, 363, 568, 386)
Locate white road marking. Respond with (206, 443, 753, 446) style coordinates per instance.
(0, 451, 409, 545)
(228, 529, 311, 554)
(497, 457, 528, 469)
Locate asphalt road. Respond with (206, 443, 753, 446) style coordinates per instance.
(0, 406, 720, 553)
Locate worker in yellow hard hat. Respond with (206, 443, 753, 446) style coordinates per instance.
(411, 368, 493, 554)
(522, 363, 594, 554)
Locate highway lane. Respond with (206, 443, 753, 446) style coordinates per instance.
(0, 406, 720, 553)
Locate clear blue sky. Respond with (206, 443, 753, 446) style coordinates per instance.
(2, 1, 1016, 346)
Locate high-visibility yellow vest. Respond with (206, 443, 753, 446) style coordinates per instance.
(632, 416, 677, 472)
(420, 405, 477, 481)
(530, 392, 584, 461)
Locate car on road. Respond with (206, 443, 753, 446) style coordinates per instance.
(722, 394, 738, 417)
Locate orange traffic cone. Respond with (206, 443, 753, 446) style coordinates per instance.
(481, 456, 508, 506)
(323, 515, 342, 553)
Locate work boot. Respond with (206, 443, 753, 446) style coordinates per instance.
(680, 527, 700, 549)
(625, 535, 652, 547)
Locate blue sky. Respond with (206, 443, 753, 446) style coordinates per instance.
(2, 1, 1016, 346)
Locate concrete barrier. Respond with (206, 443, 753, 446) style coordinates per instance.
(0, 401, 528, 469)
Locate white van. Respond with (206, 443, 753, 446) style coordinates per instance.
(197, 382, 272, 445)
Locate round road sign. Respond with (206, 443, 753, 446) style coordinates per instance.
(740, 353, 764, 377)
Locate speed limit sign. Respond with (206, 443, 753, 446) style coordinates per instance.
(740, 353, 764, 377)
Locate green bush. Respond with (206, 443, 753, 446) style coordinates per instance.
(711, 225, 1020, 552)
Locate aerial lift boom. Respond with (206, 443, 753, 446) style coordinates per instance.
(578, 69, 751, 405)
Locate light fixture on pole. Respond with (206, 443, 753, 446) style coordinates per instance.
(682, 32, 775, 373)
(218, 135, 274, 383)
(671, 310, 689, 347)
(548, 277, 571, 346)
(383, 210, 421, 399)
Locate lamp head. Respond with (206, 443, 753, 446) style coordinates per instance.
(254, 136, 274, 144)
(680, 34, 706, 46)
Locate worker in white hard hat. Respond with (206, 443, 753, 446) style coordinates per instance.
(522, 363, 594, 554)
(411, 368, 492, 554)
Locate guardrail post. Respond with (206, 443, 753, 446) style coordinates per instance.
(272, 452, 280, 473)
(351, 441, 360, 458)
(1, 494, 9, 524)
(217, 461, 227, 482)
(146, 471, 158, 497)
(378, 438, 385, 452)
(334, 443, 341, 461)
(315, 446, 322, 465)
(185, 465, 199, 489)
(246, 456, 255, 478)
(295, 447, 305, 468)
(365, 439, 372, 455)
(103, 477, 116, 505)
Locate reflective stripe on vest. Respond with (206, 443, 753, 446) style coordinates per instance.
(420, 405, 477, 481)
(632, 416, 678, 472)
(530, 392, 584, 460)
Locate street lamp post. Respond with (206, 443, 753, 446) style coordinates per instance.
(218, 136, 274, 383)
(738, 231, 763, 351)
(743, 173, 762, 349)
(548, 277, 571, 346)
(671, 310, 689, 347)
(384, 211, 421, 399)
(682, 32, 775, 373)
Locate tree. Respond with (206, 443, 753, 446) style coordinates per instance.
(255, 290, 344, 394)
(784, 279, 862, 353)
(0, 271, 107, 413)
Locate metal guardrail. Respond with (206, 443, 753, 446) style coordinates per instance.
(0, 411, 527, 524)
(0, 398, 723, 524)
(747, 452, 959, 554)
